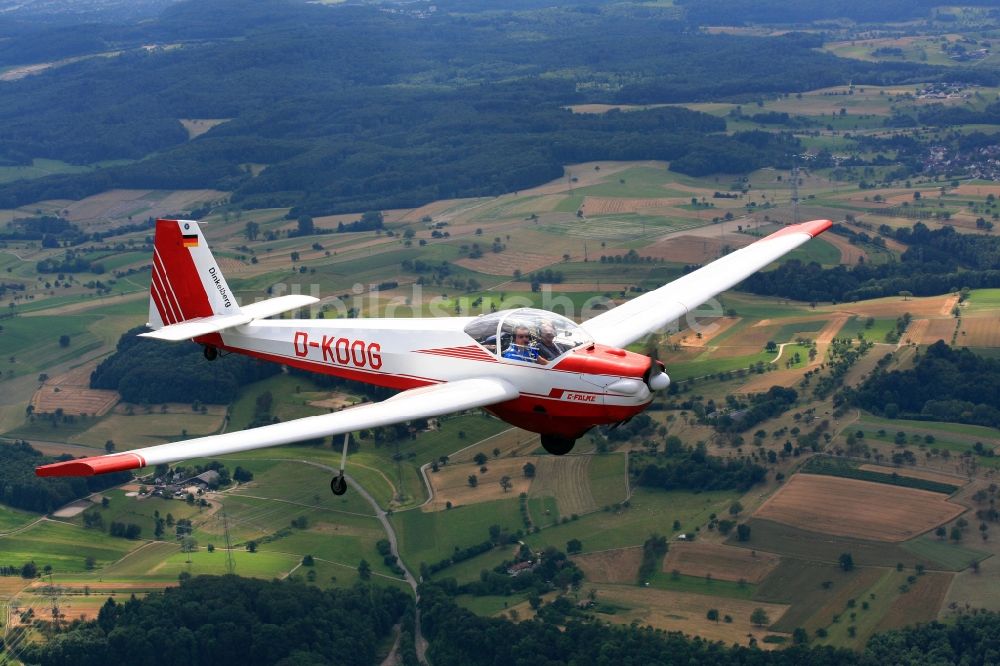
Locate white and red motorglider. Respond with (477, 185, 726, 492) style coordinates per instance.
(36, 217, 832, 493)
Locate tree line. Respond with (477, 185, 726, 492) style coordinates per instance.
(742, 223, 1000, 303)
(20, 575, 410, 666)
(0, 1, 989, 217)
(631, 442, 767, 493)
(0, 440, 130, 514)
(844, 341, 1000, 428)
(90, 326, 280, 404)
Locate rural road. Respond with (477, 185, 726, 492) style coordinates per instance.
(297, 460, 429, 664)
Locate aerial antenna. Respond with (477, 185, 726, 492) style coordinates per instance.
(222, 511, 236, 575)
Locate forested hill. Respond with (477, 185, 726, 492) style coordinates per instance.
(676, 0, 1000, 24)
(0, 0, 990, 216)
(24, 575, 1000, 666)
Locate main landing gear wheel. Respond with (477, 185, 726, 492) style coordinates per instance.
(541, 434, 575, 456)
(330, 432, 351, 495)
(203, 345, 218, 361)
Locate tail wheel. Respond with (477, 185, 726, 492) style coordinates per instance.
(203, 345, 218, 361)
(541, 434, 575, 456)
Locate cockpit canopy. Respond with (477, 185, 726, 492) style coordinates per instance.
(464, 308, 593, 364)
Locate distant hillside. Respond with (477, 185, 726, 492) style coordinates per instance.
(0, 0, 985, 217)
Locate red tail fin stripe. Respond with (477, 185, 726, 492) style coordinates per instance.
(152, 249, 183, 319)
(151, 263, 180, 325)
(149, 276, 174, 325)
(152, 257, 182, 324)
(153, 247, 189, 320)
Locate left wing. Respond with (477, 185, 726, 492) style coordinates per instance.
(581, 219, 832, 348)
(36, 378, 518, 477)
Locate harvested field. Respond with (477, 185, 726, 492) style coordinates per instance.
(902, 318, 930, 346)
(954, 184, 1000, 198)
(918, 318, 958, 345)
(823, 232, 867, 265)
(816, 314, 849, 344)
(644, 234, 752, 264)
(593, 584, 790, 648)
(711, 322, 780, 358)
(573, 546, 642, 584)
(858, 465, 965, 486)
(61, 189, 226, 225)
(424, 457, 536, 511)
(179, 118, 230, 139)
(663, 543, 781, 584)
(453, 251, 559, 276)
(960, 316, 1000, 347)
(671, 316, 741, 347)
(755, 474, 965, 542)
(874, 571, 953, 633)
(529, 455, 597, 516)
(582, 197, 684, 215)
(30, 362, 118, 417)
(828, 294, 958, 318)
(307, 391, 356, 410)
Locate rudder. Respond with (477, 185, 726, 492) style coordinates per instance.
(148, 219, 240, 330)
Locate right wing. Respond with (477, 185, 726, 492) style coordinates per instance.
(36, 377, 518, 477)
(581, 219, 832, 348)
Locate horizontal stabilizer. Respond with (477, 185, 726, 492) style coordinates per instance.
(140, 295, 320, 341)
(240, 294, 320, 319)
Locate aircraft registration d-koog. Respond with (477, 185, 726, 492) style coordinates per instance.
(36, 217, 832, 494)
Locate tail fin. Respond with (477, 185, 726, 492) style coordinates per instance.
(148, 219, 240, 330)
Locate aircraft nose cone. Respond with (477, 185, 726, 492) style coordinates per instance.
(648, 371, 671, 391)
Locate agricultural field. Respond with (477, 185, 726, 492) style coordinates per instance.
(753, 474, 964, 542)
(591, 584, 790, 648)
(663, 543, 781, 584)
(2, 105, 1000, 652)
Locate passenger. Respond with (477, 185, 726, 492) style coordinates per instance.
(536, 322, 563, 361)
(502, 326, 546, 364)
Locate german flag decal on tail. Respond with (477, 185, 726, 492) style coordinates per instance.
(182, 234, 199, 248)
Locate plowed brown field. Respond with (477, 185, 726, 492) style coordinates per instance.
(754, 474, 964, 542)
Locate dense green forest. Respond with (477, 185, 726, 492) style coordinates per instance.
(0, 440, 130, 513)
(90, 326, 280, 404)
(20, 576, 410, 666)
(844, 341, 1000, 428)
(21, 572, 1000, 665)
(742, 223, 1000, 303)
(630, 442, 768, 492)
(0, 0, 989, 216)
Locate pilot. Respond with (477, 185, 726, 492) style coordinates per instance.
(536, 322, 563, 361)
(502, 326, 547, 364)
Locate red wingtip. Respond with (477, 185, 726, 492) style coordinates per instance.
(35, 453, 146, 477)
(766, 219, 833, 240)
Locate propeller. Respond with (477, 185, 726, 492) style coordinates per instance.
(643, 342, 671, 392)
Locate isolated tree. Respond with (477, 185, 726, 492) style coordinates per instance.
(750, 607, 770, 627)
(567, 539, 582, 554)
(728, 501, 743, 516)
(246, 540, 258, 553)
(839, 552, 854, 572)
(467, 475, 478, 488)
(765, 340, 777, 353)
(474, 452, 488, 465)
(499, 476, 512, 493)
(244, 221, 260, 241)
(297, 215, 314, 236)
(302, 554, 315, 566)
(936, 526, 947, 540)
(523, 462, 536, 478)
(707, 609, 719, 623)
(793, 627, 809, 644)
(358, 559, 371, 581)
(58, 334, 70, 348)
(104, 440, 115, 453)
(493, 447, 501, 458)
(736, 524, 751, 542)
